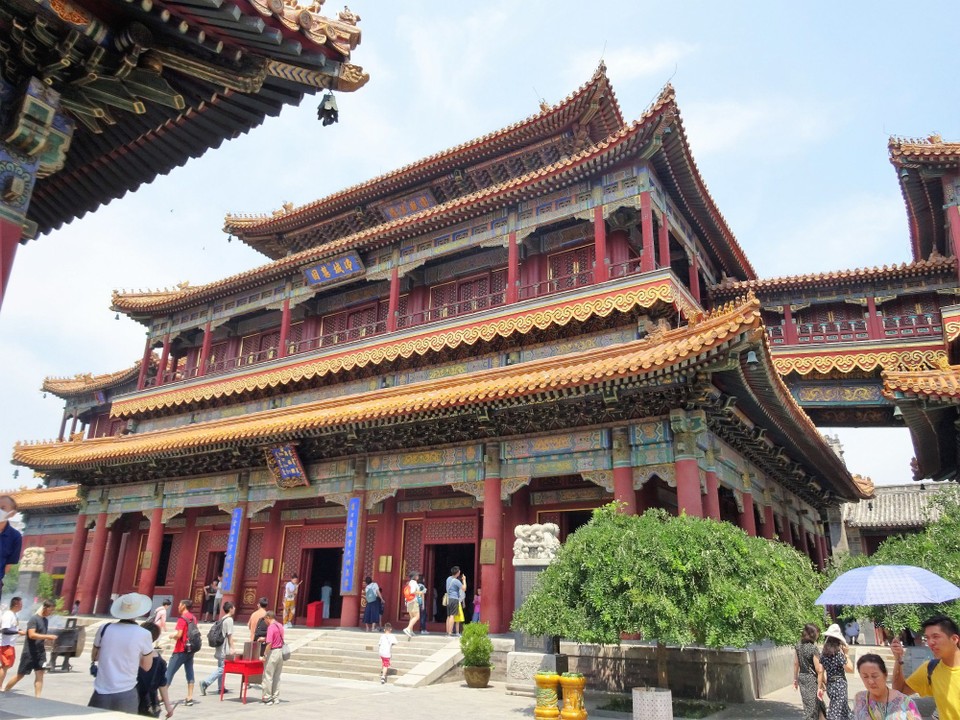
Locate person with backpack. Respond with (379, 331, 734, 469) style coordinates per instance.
(248, 597, 268, 658)
(362, 577, 384, 632)
(402, 572, 421, 639)
(892, 614, 960, 720)
(164, 599, 199, 706)
(199, 601, 235, 697)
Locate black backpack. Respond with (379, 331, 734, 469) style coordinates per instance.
(254, 617, 268, 641)
(184, 617, 203, 654)
(207, 619, 225, 648)
(927, 658, 940, 685)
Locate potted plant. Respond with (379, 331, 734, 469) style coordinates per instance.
(460, 621, 493, 688)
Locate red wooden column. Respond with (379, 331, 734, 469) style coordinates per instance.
(506, 232, 519, 303)
(155, 336, 170, 386)
(79, 512, 109, 614)
(137, 337, 153, 389)
(372, 496, 398, 622)
(387, 267, 400, 332)
(702, 446, 720, 521)
(593, 206, 608, 282)
(779, 515, 793, 545)
(340, 488, 368, 628)
(481, 443, 504, 633)
(197, 323, 213, 378)
(761, 497, 776, 540)
(138, 506, 166, 597)
(61, 515, 90, 608)
(640, 192, 655, 272)
(865, 296, 882, 340)
(782, 304, 799, 345)
(738, 488, 757, 537)
(255, 505, 283, 606)
(277, 299, 292, 358)
(0, 219, 23, 310)
(942, 175, 960, 281)
(657, 210, 670, 270)
(612, 428, 637, 514)
(688, 253, 701, 304)
(670, 409, 704, 518)
(96, 522, 124, 613)
(798, 523, 810, 559)
(813, 532, 826, 570)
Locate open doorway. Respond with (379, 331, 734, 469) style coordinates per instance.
(301, 548, 342, 620)
(207, 551, 225, 582)
(426, 543, 476, 624)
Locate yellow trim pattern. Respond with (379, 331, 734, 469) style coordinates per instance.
(945, 319, 960, 344)
(773, 349, 945, 376)
(110, 279, 680, 417)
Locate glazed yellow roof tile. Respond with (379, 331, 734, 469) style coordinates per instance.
(115, 82, 753, 315)
(712, 254, 956, 297)
(110, 276, 685, 417)
(8, 484, 80, 510)
(224, 64, 622, 235)
(42, 359, 148, 399)
(889, 135, 960, 165)
(13, 298, 762, 470)
(884, 360, 960, 402)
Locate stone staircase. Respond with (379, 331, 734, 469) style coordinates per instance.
(183, 623, 458, 685)
(283, 629, 458, 683)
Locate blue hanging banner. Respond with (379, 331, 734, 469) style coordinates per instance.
(340, 496, 361, 594)
(221, 506, 243, 593)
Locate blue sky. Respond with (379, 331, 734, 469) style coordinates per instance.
(1, 1, 957, 492)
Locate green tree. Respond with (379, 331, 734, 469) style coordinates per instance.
(831, 486, 960, 632)
(36, 573, 55, 602)
(3, 564, 18, 591)
(511, 505, 824, 687)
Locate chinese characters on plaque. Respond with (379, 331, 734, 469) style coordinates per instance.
(264, 444, 309, 489)
(221, 507, 243, 593)
(302, 251, 364, 287)
(340, 497, 361, 594)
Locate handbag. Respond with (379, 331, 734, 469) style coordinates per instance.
(281, 642, 291, 661)
(442, 593, 449, 606)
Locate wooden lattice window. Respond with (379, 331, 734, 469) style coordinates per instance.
(458, 276, 489, 313)
(430, 282, 458, 320)
(347, 305, 378, 340)
(491, 268, 507, 304)
(321, 311, 348, 346)
(549, 245, 593, 290)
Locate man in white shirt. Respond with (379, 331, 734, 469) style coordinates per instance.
(200, 601, 235, 696)
(152, 599, 171, 633)
(283, 573, 300, 628)
(0, 597, 23, 687)
(88, 593, 155, 714)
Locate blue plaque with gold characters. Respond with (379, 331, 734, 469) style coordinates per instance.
(264, 443, 309, 489)
(303, 251, 364, 287)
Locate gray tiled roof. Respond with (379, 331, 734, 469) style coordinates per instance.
(843, 484, 948, 528)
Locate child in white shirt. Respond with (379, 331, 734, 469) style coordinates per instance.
(377, 624, 397, 684)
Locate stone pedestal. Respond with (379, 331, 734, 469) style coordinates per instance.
(507, 653, 562, 697)
(632, 687, 673, 720)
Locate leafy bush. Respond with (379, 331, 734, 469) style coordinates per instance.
(37, 573, 54, 601)
(3, 565, 17, 590)
(511, 504, 824, 648)
(460, 621, 493, 667)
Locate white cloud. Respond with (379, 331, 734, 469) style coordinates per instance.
(751, 192, 910, 278)
(682, 96, 839, 159)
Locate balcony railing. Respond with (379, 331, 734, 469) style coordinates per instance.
(765, 314, 942, 346)
(145, 259, 664, 389)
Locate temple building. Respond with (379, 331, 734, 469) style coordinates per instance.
(0, 0, 369, 309)
(12, 68, 876, 632)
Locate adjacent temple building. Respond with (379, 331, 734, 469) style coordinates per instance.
(14, 66, 960, 632)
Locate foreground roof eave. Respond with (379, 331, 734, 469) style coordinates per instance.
(224, 64, 625, 239)
(42, 359, 148, 399)
(8, 484, 81, 511)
